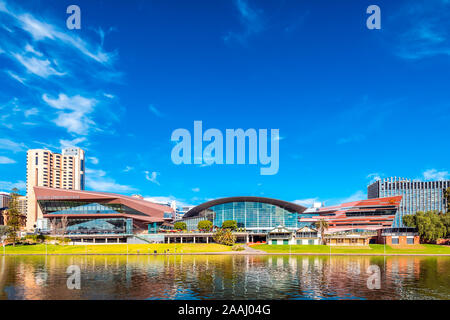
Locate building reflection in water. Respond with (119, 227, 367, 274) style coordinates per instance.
(0, 255, 449, 300)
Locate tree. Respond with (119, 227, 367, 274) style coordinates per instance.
(314, 219, 329, 245)
(50, 219, 59, 237)
(59, 216, 68, 243)
(6, 188, 22, 246)
(213, 228, 236, 246)
(174, 221, 187, 230)
(198, 220, 213, 232)
(222, 220, 237, 231)
(0, 225, 9, 238)
(440, 213, 450, 238)
(403, 211, 447, 242)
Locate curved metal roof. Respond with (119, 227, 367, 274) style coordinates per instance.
(184, 196, 307, 218)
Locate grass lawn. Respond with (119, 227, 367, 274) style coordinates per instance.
(1, 243, 232, 255)
(252, 244, 450, 255)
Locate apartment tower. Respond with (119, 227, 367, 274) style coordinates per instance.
(26, 147, 85, 230)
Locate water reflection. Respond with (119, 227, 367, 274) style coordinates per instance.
(0, 255, 449, 300)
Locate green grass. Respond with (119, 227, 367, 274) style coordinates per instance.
(252, 244, 450, 255)
(1, 243, 232, 255)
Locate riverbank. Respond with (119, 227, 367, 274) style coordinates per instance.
(252, 244, 450, 255)
(0, 243, 232, 255)
(1, 243, 450, 256)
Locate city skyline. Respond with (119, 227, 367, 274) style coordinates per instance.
(1, 0, 450, 208)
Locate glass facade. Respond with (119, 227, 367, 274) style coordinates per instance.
(52, 217, 132, 235)
(368, 177, 450, 227)
(39, 201, 148, 217)
(184, 201, 300, 233)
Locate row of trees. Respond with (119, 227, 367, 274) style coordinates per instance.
(174, 219, 239, 232)
(403, 211, 450, 242)
(173, 220, 238, 246)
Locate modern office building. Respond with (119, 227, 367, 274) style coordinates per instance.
(299, 196, 401, 234)
(26, 147, 85, 230)
(35, 186, 174, 242)
(175, 206, 195, 221)
(182, 197, 307, 240)
(368, 177, 450, 226)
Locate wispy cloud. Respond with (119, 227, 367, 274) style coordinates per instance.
(192, 187, 200, 192)
(88, 156, 99, 165)
(59, 137, 86, 149)
(224, 0, 264, 44)
(0, 156, 16, 164)
(43, 93, 97, 135)
(0, 2, 115, 65)
(293, 197, 319, 207)
(149, 104, 163, 117)
(24, 107, 38, 117)
(145, 171, 160, 185)
(85, 168, 136, 193)
(367, 172, 383, 184)
(6, 70, 26, 84)
(0, 180, 26, 192)
(123, 166, 134, 172)
(12, 52, 65, 78)
(391, 1, 450, 60)
(423, 169, 449, 181)
(337, 134, 365, 145)
(0, 138, 27, 152)
(144, 195, 192, 208)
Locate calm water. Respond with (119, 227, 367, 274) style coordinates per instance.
(0, 255, 449, 300)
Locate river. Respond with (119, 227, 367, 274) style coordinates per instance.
(0, 255, 449, 299)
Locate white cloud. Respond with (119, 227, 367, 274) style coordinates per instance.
(12, 53, 65, 78)
(292, 198, 319, 207)
(0, 138, 27, 152)
(224, 0, 264, 44)
(367, 172, 383, 184)
(123, 166, 133, 172)
(43, 93, 97, 135)
(24, 107, 38, 117)
(149, 104, 163, 117)
(423, 169, 449, 181)
(87, 156, 99, 165)
(144, 195, 192, 208)
(192, 187, 200, 192)
(0, 3, 115, 65)
(145, 171, 160, 185)
(0, 180, 26, 192)
(337, 134, 365, 145)
(0, 156, 16, 164)
(6, 70, 26, 84)
(24, 43, 43, 57)
(85, 168, 135, 193)
(59, 137, 86, 149)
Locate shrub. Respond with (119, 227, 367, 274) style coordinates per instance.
(213, 228, 236, 246)
(222, 220, 238, 231)
(232, 245, 245, 251)
(174, 221, 187, 230)
(198, 220, 213, 231)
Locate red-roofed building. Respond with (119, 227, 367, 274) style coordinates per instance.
(299, 196, 402, 242)
(34, 187, 174, 243)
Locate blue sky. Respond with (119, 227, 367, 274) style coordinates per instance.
(0, 0, 449, 207)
